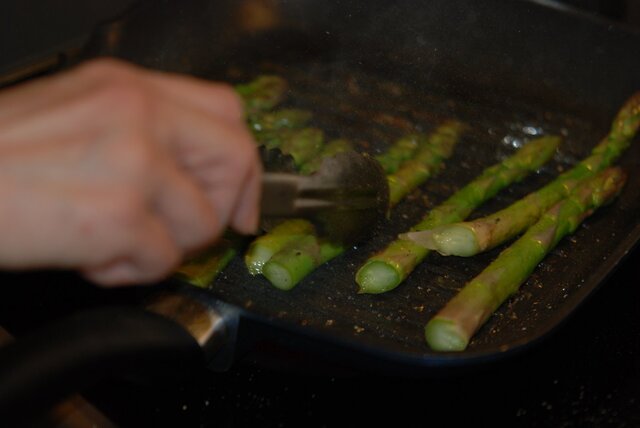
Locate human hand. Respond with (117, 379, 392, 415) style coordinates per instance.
(0, 58, 261, 286)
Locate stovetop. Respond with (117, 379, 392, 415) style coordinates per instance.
(93, 246, 640, 427)
(3, 246, 635, 427)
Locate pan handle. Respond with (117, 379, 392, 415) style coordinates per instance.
(0, 290, 236, 422)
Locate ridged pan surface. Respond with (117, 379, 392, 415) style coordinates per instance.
(194, 59, 640, 363)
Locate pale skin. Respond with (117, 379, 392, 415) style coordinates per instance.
(0, 58, 262, 286)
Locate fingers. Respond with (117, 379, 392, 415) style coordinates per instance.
(156, 99, 261, 236)
(0, 58, 262, 286)
(229, 153, 262, 234)
(151, 155, 220, 252)
(80, 215, 181, 287)
(0, 182, 181, 285)
(0, 58, 246, 144)
(146, 70, 245, 125)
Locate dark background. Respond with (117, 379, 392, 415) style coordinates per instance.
(1, 1, 639, 427)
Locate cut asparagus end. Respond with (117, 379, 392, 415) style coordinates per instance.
(262, 262, 296, 291)
(262, 239, 317, 290)
(417, 224, 480, 257)
(425, 317, 469, 351)
(356, 261, 401, 294)
(244, 246, 275, 276)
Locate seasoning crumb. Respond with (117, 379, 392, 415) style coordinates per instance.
(353, 325, 365, 334)
(325, 319, 335, 327)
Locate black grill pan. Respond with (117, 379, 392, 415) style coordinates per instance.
(98, 0, 640, 366)
(1, 0, 639, 418)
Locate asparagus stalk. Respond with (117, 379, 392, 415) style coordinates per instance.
(246, 140, 352, 279)
(244, 219, 316, 276)
(375, 134, 425, 174)
(425, 167, 627, 351)
(387, 120, 463, 205)
(262, 235, 343, 290)
(409, 92, 640, 256)
(356, 136, 560, 294)
(299, 138, 354, 175)
(260, 122, 463, 290)
(176, 235, 240, 287)
(273, 128, 325, 167)
(235, 75, 288, 113)
(249, 108, 313, 134)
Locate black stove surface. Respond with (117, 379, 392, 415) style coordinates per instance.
(5, 246, 632, 428)
(86, 245, 640, 427)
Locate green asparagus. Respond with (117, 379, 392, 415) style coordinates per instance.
(387, 120, 463, 205)
(235, 75, 288, 113)
(300, 139, 354, 174)
(259, 122, 462, 290)
(276, 128, 325, 167)
(425, 167, 627, 351)
(409, 92, 640, 257)
(375, 134, 426, 174)
(262, 235, 343, 290)
(176, 235, 239, 287)
(356, 135, 561, 294)
(249, 108, 313, 134)
(244, 219, 316, 276)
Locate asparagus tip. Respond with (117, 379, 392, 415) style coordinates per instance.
(425, 317, 469, 351)
(356, 261, 401, 294)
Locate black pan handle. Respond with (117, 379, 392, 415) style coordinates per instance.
(0, 291, 235, 422)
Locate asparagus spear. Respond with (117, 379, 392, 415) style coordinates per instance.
(235, 75, 288, 113)
(387, 120, 463, 205)
(300, 138, 354, 175)
(176, 235, 240, 287)
(244, 219, 316, 276)
(245, 139, 353, 280)
(408, 92, 640, 256)
(274, 128, 325, 167)
(249, 108, 313, 134)
(375, 134, 426, 174)
(259, 122, 463, 290)
(262, 235, 343, 290)
(425, 167, 627, 351)
(356, 135, 561, 294)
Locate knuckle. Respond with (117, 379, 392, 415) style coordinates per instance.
(78, 63, 153, 122)
(77, 58, 136, 82)
(96, 80, 152, 120)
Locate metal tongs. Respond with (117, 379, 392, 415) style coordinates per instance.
(260, 151, 389, 244)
